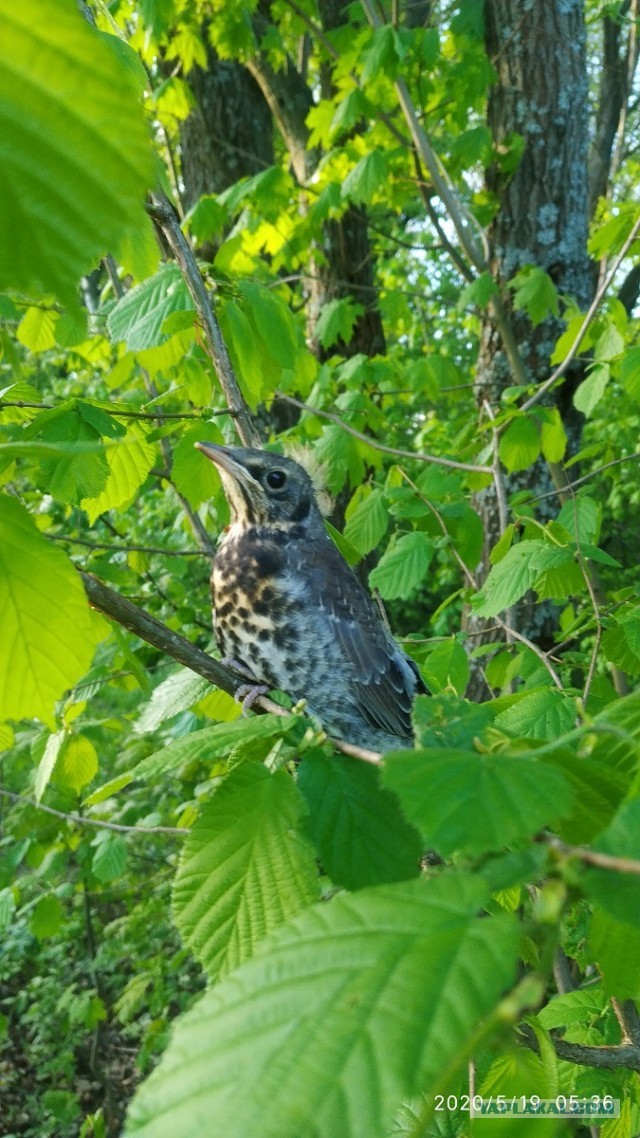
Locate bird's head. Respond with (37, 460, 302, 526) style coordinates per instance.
(195, 443, 326, 530)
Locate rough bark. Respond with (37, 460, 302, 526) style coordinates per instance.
(180, 45, 274, 211)
(467, 0, 593, 695)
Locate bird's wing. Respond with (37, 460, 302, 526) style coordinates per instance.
(287, 536, 425, 739)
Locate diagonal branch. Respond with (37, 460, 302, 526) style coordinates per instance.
(520, 1023, 640, 1072)
(80, 572, 382, 765)
(147, 192, 261, 449)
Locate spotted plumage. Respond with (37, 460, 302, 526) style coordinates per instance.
(196, 443, 425, 751)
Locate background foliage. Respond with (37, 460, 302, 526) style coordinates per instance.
(1, 1, 640, 1136)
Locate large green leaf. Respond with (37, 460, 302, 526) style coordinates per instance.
(173, 764, 319, 981)
(107, 264, 194, 351)
(133, 716, 294, 780)
(297, 750, 422, 890)
(125, 876, 518, 1138)
(382, 747, 573, 855)
(473, 541, 573, 618)
(344, 488, 388, 557)
(0, 0, 155, 307)
(0, 496, 100, 727)
(81, 429, 155, 523)
(369, 532, 434, 600)
(583, 801, 640, 925)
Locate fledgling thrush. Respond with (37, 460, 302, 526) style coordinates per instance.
(196, 443, 425, 751)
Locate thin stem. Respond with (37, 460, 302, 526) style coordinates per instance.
(544, 833, 640, 876)
(47, 534, 206, 557)
(0, 788, 188, 836)
(147, 192, 261, 449)
(521, 211, 640, 413)
(275, 393, 492, 474)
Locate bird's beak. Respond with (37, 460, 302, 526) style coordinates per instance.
(194, 441, 253, 486)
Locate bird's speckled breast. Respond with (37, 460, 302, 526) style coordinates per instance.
(211, 523, 310, 691)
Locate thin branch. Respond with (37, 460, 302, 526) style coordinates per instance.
(47, 534, 206, 557)
(80, 572, 382, 763)
(147, 192, 261, 449)
(521, 211, 640, 413)
(544, 833, 640, 876)
(0, 788, 188, 836)
(274, 393, 493, 474)
(532, 452, 640, 502)
(519, 1022, 640, 1072)
(0, 400, 231, 421)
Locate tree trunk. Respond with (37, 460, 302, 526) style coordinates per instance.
(467, 0, 593, 696)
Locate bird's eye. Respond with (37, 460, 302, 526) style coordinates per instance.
(265, 469, 287, 490)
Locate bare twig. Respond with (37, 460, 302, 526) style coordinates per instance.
(0, 787, 187, 836)
(275, 393, 493, 474)
(47, 534, 205, 557)
(0, 400, 231, 421)
(544, 833, 640, 876)
(519, 1022, 640, 1072)
(532, 452, 640, 502)
(147, 192, 261, 449)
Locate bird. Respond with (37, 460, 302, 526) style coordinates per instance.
(195, 442, 425, 752)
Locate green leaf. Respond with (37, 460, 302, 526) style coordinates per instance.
(458, 271, 499, 310)
(125, 876, 518, 1138)
(107, 265, 194, 351)
(35, 729, 66, 802)
(185, 195, 228, 244)
(539, 407, 567, 463)
(315, 297, 364, 351)
(382, 747, 573, 855)
(172, 423, 225, 508)
(30, 408, 109, 503)
(57, 735, 98, 793)
(422, 639, 469, 696)
(81, 428, 155, 523)
(173, 764, 319, 981)
(0, 497, 100, 728)
(556, 496, 600, 544)
(0, 0, 155, 307)
(593, 321, 624, 362)
(493, 689, 576, 741)
(509, 266, 559, 326)
(499, 416, 540, 472)
(621, 345, 640, 398)
(537, 985, 606, 1030)
(584, 801, 640, 926)
(360, 25, 402, 85)
(343, 488, 388, 557)
(342, 150, 388, 205)
(237, 281, 298, 371)
(368, 532, 434, 600)
(135, 670, 211, 735)
(573, 364, 610, 417)
(16, 306, 57, 352)
(30, 894, 64, 940)
(297, 751, 422, 890)
(438, 502, 484, 570)
(92, 833, 127, 883)
(133, 717, 293, 781)
(472, 540, 546, 618)
(218, 299, 263, 408)
(590, 906, 640, 999)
